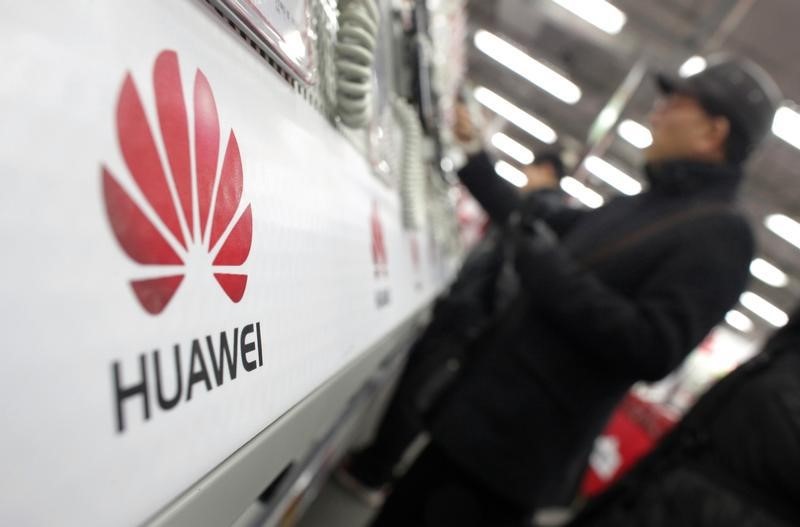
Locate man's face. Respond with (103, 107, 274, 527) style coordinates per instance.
(646, 93, 730, 163)
(522, 163, 559, 192)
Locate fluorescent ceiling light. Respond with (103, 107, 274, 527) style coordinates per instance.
(494, 160, 528, 188)
(765, 213, 800, 250)
(550, 0, 627, 35)
(560, 176, 604, 209)
(750, 258, 789, 288)
(740, 292, 788, 328)
(474, 30, 582, 105)
(491, 132, 535, 164)
(772, 106, 800, 150)
(617, 119, 653, 149)
(475, 87, 558, 144)
(584, 156, 642, 195)
(679, 56, 707, 78)
(725, 309, 754, 333)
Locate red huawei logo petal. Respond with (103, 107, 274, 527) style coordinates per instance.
(102, 50, 252, 314)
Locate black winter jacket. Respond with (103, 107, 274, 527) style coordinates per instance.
(430, 187, 570, 341)
(568, 309, 800, 527)
(429, 152, 755, 508)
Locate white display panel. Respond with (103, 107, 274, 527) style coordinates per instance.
(0, 2, 451, 525)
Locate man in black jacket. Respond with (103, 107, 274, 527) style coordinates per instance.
(338, 152, 569, 505)
(369, 56, 781, 527)
(567, 304, 800, 527)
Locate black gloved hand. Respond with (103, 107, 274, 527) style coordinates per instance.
(512, 218, 578, 302)
(520, 189, 563, 223)
(517, 215, 558, 246)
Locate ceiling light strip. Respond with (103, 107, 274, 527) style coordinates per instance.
(475, 87, 558, 144)
(474, 30, 582, 104)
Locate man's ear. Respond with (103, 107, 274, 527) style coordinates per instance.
(710, 116, 731, 151)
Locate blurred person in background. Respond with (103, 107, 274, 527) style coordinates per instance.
(338, 150, 570, 506)
(522, 151, 566, 192)
(368, 56, 781, 527)
(567, 304, 800, 527)
(520, 151, 568, 208)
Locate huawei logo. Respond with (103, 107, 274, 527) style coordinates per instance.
(371, 202, 390, 308)
(371, 202, 388, 278)
(102, 50, 252, 315)
(409, 236, 420, 272)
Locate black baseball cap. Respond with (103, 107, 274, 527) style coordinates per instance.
(656, 54, 782, 159)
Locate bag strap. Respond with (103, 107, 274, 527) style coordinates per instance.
(479, 205, 734, 337)
(470, 204, 736, 355)
(578, 203, 734, 268)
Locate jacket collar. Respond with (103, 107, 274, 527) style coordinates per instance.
(644, 159, 744, 197)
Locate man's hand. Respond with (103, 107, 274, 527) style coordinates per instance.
(454, 103, 479, 145)
(512, 219, 575, 301)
